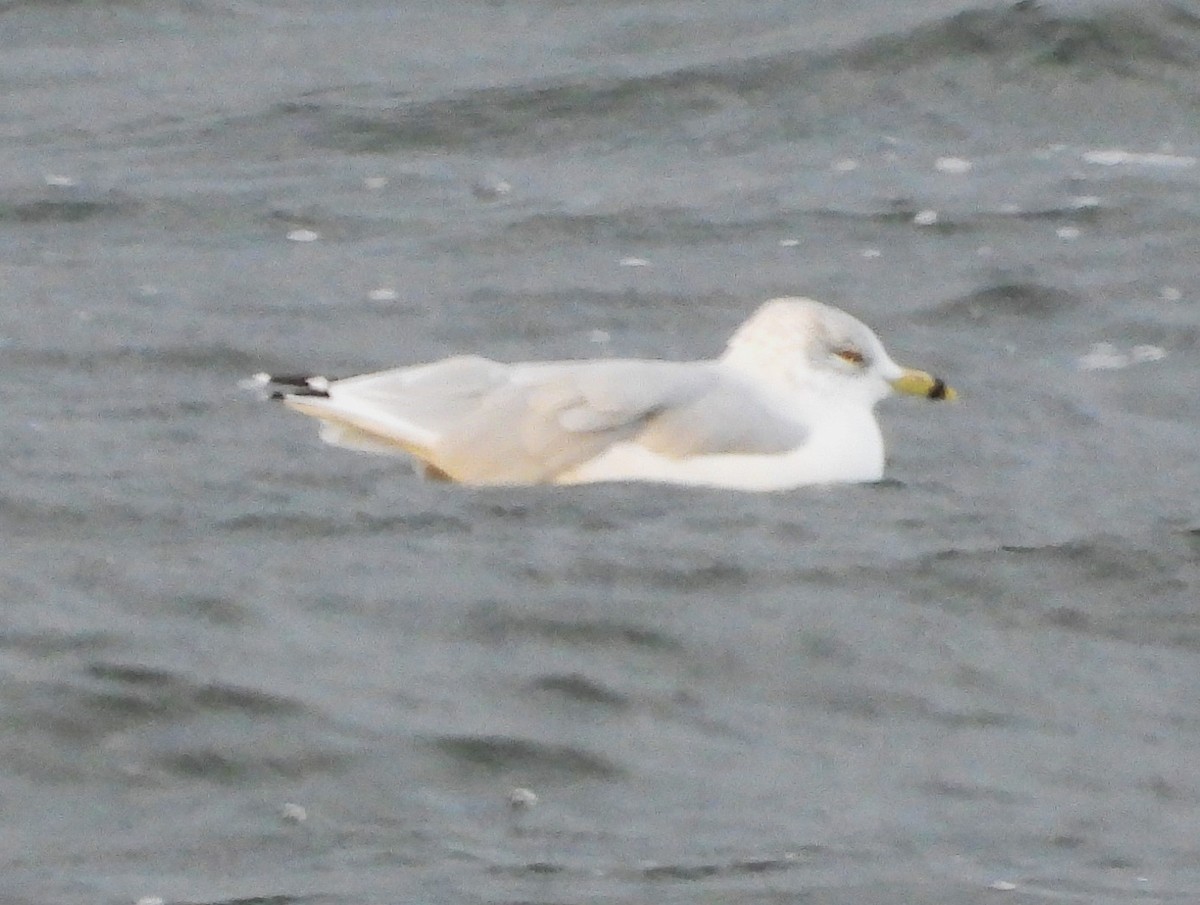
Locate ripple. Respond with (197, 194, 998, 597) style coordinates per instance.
(0, 196, 134, 224)
(152, 749, 345, 782)
(911, 534, 1200, 650)
(527, 673, 631, 709)
(86, 661, 305, 717)
(926, 283, 1086, 324)
(466, 610, 685, 653)
(428, 734, 624, 779)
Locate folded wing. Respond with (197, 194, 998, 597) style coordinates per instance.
(282, 356, 809, 485)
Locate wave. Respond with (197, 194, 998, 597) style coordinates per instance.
(85, 661, 306, 716)
(845, 2, 1200, 75)
(527, 672, 631, 709)
(1, 494, 155, 537)
(500, 208, 791, 246)
(10, 343, 280, 375)
(2, 659, 348, 782)
(492, 847, 823, 882)
(218, 510, 471, 537)
(465, 610, 685, 652)
(152, 747, 346, 783)
(926, 282, 1088, 323)
(0, 196, 133, 224)
(911, 532, 1199, 650)
(282, 1, 1200, 154)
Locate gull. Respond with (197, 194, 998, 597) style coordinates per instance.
(254, 297, 955, 491)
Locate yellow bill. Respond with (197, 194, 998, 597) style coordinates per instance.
(890, 367, 957, 401)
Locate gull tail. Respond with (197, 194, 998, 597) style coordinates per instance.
(245, 371, 441, 463)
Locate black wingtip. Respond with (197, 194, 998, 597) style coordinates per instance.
(252, 372, 333, 399)
(266, 374, 321, 388)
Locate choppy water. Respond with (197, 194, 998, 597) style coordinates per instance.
(3, 1, 1200, 903)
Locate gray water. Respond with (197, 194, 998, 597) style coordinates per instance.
(4, 1, 1200, 903)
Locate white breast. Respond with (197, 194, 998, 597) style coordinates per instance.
(559, 408, 884, 491)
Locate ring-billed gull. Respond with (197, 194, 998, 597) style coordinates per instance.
(254, 297, 955, 491)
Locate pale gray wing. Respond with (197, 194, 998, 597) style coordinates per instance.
(281, 356, 514, 461)
(432, 360, 808, 484)
(326, 355, 512, 444)
(429, 360, 700, 483)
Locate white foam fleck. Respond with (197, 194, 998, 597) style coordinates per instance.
(44, 173, 78, 187)
(589, 329, 611, 344)
(136, 897, 166, 905)
(281, 802, 308, 823)
(1160, 286, 1182, 302)
(832, 158, 859, 172)
(1070, 195, 1101, 209)
(508, 787, 538, 810)
(861, 248, 882, 258)
(988, 880, 1017, 892)
(1078, 341, 1168, 371)
(368, 288, 399, 302)
(363, 176, 389, 190)
(472, 177, 513, 200)
(778, 238, 800, 247)
(935, 156, 972, 174)
(912, 209, 939, 226)
(619, 256, 650, 267)
(1130, 344, 1167, 363)
(286, 229, 320, 243)
(1077, 342, 1128, 371)
(1056, 226, 1081, 240)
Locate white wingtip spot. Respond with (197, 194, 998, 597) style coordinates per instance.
(239, 373, 273, 393)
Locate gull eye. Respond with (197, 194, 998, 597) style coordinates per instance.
(836, 347, 865, 366)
